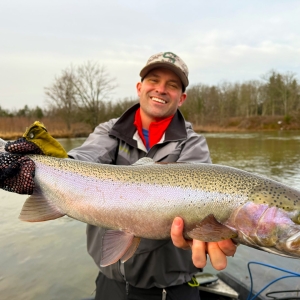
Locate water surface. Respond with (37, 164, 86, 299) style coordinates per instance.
(206, 131, 300, 188)
(1, 132, 300, 299)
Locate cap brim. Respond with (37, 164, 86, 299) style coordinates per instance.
(139, 62, 189, 89)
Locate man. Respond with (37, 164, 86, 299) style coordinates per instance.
(67, 51, 236, 300)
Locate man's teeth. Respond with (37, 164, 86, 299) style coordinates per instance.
(152, 97, 166, 104)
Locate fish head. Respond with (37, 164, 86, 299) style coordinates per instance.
(226, 201, 300, 258)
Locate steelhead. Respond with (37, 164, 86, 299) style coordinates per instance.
(12, 154, 300, 266)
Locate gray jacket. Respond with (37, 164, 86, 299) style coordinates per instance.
(68, 104, 212, 289)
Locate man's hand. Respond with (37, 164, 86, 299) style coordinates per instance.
(0, 152, 35, 194)
(0, 121, 68, 195)
(171, 217, 237, 270)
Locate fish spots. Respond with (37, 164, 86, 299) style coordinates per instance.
(250, 179, 300, 212)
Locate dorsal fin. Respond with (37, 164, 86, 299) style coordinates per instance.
(132, 157, 155, 166)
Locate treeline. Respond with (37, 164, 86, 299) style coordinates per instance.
(1, 61, 299, 133)
(0, 105, 44, 119)
(180, 71, 299, 126)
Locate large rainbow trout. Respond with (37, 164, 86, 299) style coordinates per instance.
(1, 126, 300, 266)
(5, 154, 300, 266)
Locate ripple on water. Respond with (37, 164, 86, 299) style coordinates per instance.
(1, 134, 300, 299)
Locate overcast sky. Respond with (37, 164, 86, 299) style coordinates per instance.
(1, 0, 300, 110)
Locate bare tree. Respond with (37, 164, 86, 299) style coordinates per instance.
(281, 72, 298, 116)
(72, 61, 117, 129)
(45, 68, 77, 130)
(45, 61, 117, 130)
(239, 80, 262, 117)
(182, 84, 206, 126)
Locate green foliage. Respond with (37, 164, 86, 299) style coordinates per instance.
(284, 114, 292, 124)
(14, 105, 44, 118)
(16, 105, 30, 117)
(0, 106, 13, 117)
(33, 106, 44, 119)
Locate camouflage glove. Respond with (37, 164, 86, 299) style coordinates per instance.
(5, 121, 68, 158)
(0, 121, 68, 195)
(0, 152, 35, 194)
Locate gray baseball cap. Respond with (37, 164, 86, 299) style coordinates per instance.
(140, 52, 189, 90)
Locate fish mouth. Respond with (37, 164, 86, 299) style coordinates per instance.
(151, 96, 167, 104)
(286, 231, 300, 250)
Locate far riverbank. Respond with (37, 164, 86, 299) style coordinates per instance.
(1, 115, 299, 140)
(193, 115, 300, 133)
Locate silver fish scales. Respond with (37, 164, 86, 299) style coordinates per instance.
(13, 154, 300, 266)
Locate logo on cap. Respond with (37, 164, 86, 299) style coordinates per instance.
(163, 52, 176, 63)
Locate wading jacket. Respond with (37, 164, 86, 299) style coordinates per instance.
(68, 103, 212, 289)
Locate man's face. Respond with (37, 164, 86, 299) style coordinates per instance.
(136, 67, 187, 126)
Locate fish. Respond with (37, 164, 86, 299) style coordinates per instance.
(1, 123, 300, 266)
(2, 152, 300, 266)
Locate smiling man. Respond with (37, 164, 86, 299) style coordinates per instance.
(68, 52, 236, 300)
(137, 67, 186, 126)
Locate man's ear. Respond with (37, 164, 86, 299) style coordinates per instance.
(136, 82, 142, 97)
(178, 93, 187, 107)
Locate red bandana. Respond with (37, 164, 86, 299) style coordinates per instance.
(134, 108, 174, 149)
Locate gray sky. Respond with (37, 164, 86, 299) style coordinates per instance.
(1, 0, 300, 110)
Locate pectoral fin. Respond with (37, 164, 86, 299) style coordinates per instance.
(100, 230, 140, 267)
(19, 191, 65, 222)
(187, 214, 237, 242)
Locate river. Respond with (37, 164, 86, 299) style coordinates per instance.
(0, 132, 300, 299)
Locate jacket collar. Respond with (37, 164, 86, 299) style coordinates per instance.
(109, 103, 187, 147)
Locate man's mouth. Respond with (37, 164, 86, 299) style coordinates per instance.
(151, 97, 167, 104)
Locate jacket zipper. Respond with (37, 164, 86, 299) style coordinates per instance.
(120, 261, 129, 296)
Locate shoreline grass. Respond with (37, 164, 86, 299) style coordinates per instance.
(1, 116, 299, 140)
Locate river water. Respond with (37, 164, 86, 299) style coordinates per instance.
(0, 132, 300, 299)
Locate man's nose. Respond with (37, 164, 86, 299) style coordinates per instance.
(155, 83, 167, 94)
